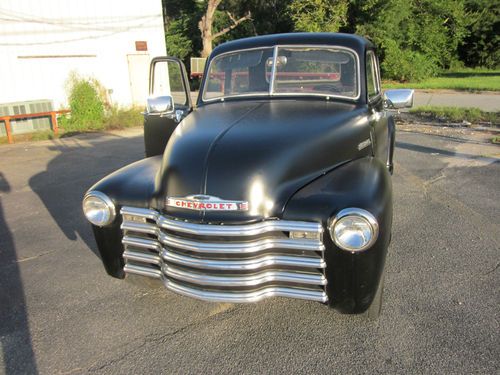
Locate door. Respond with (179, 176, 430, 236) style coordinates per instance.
(144, 57, 192, 157)
(127, 54, 150, 105)
(366, 50, 392, 168)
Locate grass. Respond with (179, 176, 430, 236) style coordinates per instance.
(0, 106, 143, 145)
(409, 106, 500, 124)
(103, 106, 143, 130)
(0, 130, 59, 144)
(383, 68, 500, 91)
(492, 136, 500, 144)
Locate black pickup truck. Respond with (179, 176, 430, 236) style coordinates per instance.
(82, 33, 413, 318)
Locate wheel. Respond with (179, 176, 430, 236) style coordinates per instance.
(363, 272, 385, 320)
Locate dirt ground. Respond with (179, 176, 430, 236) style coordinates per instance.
(396, 115, 500, 161)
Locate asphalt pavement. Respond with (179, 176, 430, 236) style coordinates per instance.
(413, 90, 500, 111)
(0, 127, 499, 374)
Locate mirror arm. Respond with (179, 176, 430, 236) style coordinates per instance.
(383, 99, 393, 109)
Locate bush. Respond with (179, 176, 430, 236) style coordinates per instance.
(63, 74, 105, 132)
(381, 40, 438, 82)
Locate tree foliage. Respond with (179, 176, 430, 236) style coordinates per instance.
(351, 0, 470, 81)
(162, 0, 497, 82)
(166, 15, 194, 60)
(287, 0, 349, 33)
(459, 0, 500, 68)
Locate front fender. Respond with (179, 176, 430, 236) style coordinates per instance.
(283, 156, 393, 313)
(87, 156, 162, 208)
(85, 156, 162, 278)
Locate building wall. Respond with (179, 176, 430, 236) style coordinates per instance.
(0, 0, 167, 108)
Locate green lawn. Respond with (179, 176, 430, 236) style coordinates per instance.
(383, 69, 500, 91)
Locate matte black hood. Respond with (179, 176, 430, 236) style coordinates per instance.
(155, 100, 371, 222)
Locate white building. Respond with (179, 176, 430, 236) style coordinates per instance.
(0, 0, 167, 110)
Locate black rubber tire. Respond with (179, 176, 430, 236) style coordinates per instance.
(363, 272, 385, 320)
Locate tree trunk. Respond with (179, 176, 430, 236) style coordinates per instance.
(199, 0, 221, 58)
(198, 0, 252, 58)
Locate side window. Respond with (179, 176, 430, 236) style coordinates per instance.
(151, 60, 189, 108)
(366, 51, 380, 101)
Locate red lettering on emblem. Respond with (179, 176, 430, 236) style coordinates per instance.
(167, 197, 249, 211)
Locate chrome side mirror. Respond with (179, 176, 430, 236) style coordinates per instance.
(146, 95, 174, 115)
(384, 89, 414, 109)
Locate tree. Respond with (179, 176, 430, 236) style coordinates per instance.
(166, 15, 194, 60)
(350, 0, 470, 81)
(163, 0, 200, 69)
(288, 0, 349, 33)
(459, 0, 500, 68)
(198, 0, 252, 57)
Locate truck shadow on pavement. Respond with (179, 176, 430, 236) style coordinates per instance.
(396, 141, 500, 162)
(0, 172, 38, 374)
(28, 134, 145, 259)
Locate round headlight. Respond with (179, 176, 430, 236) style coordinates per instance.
(82, 191, 116, 227)
(329, 208, 378, 252)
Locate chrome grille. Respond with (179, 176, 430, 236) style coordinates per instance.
(120, 206, 328, 303)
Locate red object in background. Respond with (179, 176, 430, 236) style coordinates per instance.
(135, 41, 148, 51)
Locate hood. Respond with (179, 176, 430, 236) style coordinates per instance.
(154, 100, 371, 222)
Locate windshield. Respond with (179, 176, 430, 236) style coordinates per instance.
(203, 46, 359, 101)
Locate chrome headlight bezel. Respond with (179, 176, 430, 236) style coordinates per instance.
(328, 208, 379, 252)
(82, 191, 116, 227)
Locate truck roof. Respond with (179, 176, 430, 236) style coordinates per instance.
(211, 32, 374, 58)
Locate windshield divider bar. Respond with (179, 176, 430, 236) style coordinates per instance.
(268, 45, 278, 96)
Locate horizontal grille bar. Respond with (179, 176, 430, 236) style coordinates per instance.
(161, 249, 325, 270)
(123, 236, 161, 252)
(123, 249, 161, 265)
(121, 206, 323, 237)
(166, 280, 328, 303)
(164, 264, 326, 287)
(124, 263, 162, 278)
(122, 222, 324, 254)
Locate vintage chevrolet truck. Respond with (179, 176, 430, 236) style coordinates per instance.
(82, 33, 413, 318)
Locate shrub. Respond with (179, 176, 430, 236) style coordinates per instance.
(381, 40, 438, 82)
(64, 74, 105, 132)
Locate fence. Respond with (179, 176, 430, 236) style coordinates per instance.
(0, 110, 70, 144)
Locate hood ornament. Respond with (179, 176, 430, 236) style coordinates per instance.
(166, 195, 248, 211)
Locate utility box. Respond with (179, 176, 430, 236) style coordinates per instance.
(0, 100, 53, 136)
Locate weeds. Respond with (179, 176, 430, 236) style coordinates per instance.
(103, 107, 143, 129)
(409, 106, 500, 124)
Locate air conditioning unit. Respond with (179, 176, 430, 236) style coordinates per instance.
(0, 99, 53, 136)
